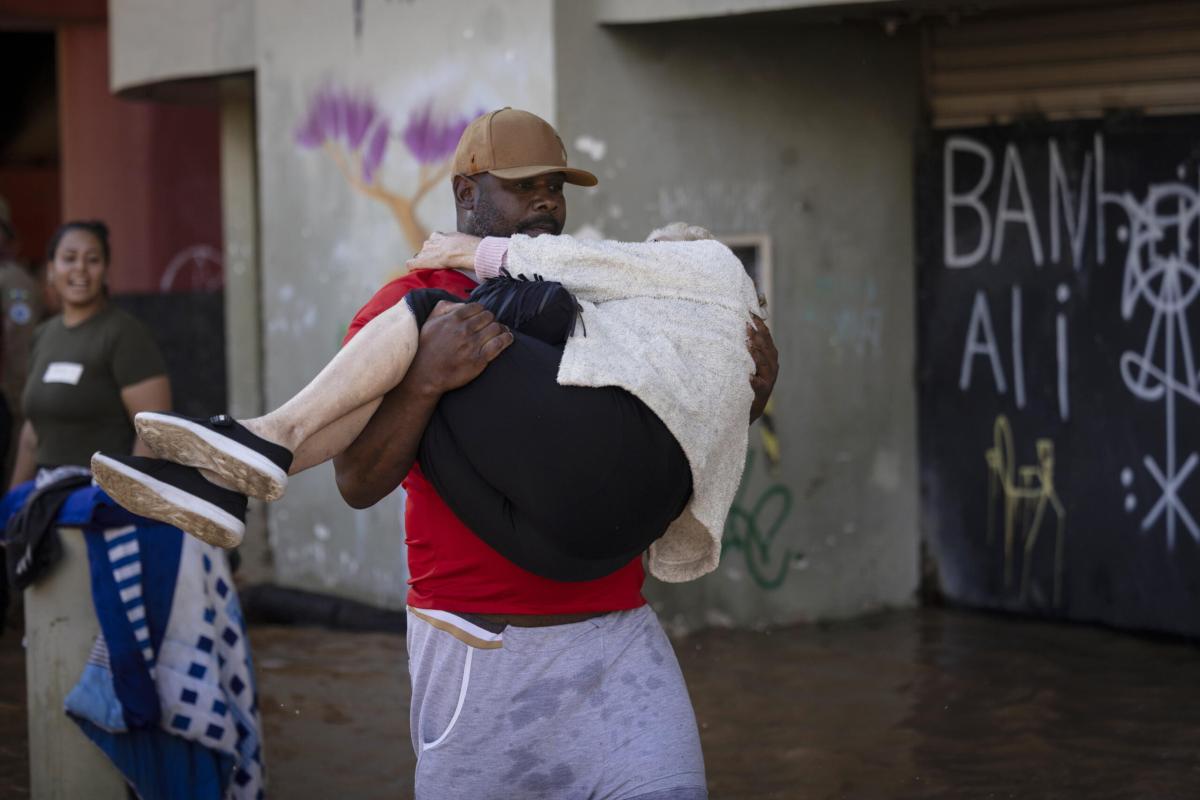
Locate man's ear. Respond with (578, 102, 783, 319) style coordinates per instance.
(453, 175, 477, 211)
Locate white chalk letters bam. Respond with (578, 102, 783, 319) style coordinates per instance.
(946, 133, 1200, 550)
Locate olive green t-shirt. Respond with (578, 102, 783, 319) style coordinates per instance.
(23, 305, 167, 468)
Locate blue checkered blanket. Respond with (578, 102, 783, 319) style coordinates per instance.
(1, 482, 265, 799)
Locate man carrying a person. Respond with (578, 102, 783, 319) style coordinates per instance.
(333, 108, 778, 799)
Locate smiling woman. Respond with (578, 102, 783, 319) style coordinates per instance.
(9, 221, 171, 486)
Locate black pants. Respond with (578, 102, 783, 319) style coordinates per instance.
(416, 329, 693, 582)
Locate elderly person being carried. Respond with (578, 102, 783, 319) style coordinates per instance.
(95, 223, 763, 584)
(94, 107, 772, 588)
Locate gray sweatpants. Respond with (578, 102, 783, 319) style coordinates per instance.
(406, 605, 708, 800)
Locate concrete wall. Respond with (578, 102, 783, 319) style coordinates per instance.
(255, 0, 555, 607)
(101, 0, 924, 627)
(555, 5, 922, 629)
(109, 0, 254, 94)
(219, 77, 272, 584)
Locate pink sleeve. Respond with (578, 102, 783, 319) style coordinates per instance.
(474, 236, 509, 279)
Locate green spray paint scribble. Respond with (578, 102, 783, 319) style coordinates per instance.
(721, 449, 795, 590)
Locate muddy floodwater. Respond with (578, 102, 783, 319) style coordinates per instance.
(2, 608, 1198, 798)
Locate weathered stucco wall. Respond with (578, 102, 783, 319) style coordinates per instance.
(109, 0, 255, 93)
(555, 5, 922, 628)
(250, 0, 920, 622)
(255, 0, 555, 606)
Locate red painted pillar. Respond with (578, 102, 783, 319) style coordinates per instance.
(56, 22, 221, 295)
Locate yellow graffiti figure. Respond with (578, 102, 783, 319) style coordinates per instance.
(985, 415, 1067, 606)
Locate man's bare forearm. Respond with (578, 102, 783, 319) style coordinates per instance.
(333, 377, 440, 508)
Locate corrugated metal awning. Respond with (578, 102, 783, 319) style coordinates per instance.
(925, 1, 1200, 127)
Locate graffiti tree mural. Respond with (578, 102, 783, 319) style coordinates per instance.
(295, 86, 480, 251)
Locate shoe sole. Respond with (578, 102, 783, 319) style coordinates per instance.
(91, 453, 245, 549)
(135, 412, 287, 501)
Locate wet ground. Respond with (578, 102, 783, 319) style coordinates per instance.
(2, 607, 1199, 799)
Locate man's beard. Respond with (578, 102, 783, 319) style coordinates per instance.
(467, 195, 561, 238)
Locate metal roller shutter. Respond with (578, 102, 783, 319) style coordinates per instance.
(924, 1, 1200, 128)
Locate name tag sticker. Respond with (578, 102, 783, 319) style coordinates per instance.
(43, 362, 84, 385)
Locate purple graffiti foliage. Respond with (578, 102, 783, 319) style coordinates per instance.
(295, 86, 391, 182)
(401, 103, 479, 165)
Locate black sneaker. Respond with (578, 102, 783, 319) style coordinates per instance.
(91, 453, 248, 549)
(467, 270, 581, 345)
(134, 412, 292, 501)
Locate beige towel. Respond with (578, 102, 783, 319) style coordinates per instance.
(503, 234, 764, 582)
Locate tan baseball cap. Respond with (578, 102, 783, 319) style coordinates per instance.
(452, 108, 598, 187)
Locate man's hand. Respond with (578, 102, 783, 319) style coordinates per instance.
(406, 232, 482, 272)
(408, 301, 514, 395)
(333, 300, 512, 508)
(747, 316, 778, 423)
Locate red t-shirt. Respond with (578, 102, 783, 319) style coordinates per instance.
(343, 269, 646, 613)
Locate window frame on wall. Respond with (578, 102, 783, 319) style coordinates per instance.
(720, 233, 773, 314)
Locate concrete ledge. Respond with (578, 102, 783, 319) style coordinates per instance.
(109, 0, 253, 97)
(112, 73, 241, 105)
(240, 583, 407, 635)
(596, 0, 899, 25)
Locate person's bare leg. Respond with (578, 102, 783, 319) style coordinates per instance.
(285, 398, 381, 473)
(133, 300, 419, 499)
(241, 301, 419, 454)
(201, 398, 382, 483)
